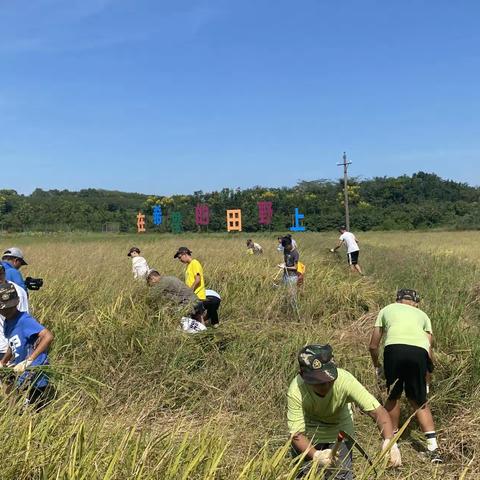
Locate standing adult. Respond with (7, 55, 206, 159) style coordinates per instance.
(174, 247, 206, 301)
(368, 289, 442, 463)
(1, 247, 28, 291)
(288, 344, 401, 479)
(330, 227, 363, 275)
(0, 283, 54, 408)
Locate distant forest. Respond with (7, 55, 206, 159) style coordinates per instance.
(1, 172, 479, 232)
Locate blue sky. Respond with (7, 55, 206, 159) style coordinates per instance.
(1, 0, 479, 195)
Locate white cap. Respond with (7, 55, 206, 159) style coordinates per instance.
(2, 247, 28, 265)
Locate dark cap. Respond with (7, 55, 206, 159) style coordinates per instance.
(338, 225, 347, 232)
(396, 289, 420, 303)
(174, 247, 192, 259)
(298, 344, 338, 384)
(127, 247, 141, 257)
(0, 283, 19, 310)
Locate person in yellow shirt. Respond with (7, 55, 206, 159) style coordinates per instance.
(174, 247, 206, 300)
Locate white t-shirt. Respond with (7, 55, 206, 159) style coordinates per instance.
(0, 282, 29, 353)
(132, 256, 149, 279)
(340, 231, 359, 253)
(205, 289, 221, 300)
(180, 317, 207, 334)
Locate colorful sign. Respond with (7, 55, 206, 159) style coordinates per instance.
(136, 212, 146, 233)
(258, 201, 273, 225)
(195, 204, 210, 226)
(153, 205, 163, 225)
(290, 208, 305, 232)
(226, 209, 242, 232)
(170, 212, 183, 233)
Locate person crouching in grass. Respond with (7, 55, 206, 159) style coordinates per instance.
(0, 283, 54, 409)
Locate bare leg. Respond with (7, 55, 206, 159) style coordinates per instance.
(354, 264, 363, 275)
(384, 398, 401, 431)
(409, 400, 435, 432)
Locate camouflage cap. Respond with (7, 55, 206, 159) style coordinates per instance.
(298, 344, 338, 384)
(0, 283, 19, 310)
(396, 289, 420, 303)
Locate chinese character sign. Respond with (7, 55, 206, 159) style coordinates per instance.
(195, 204, 209, 226)
(226, 209, 242, 232)
(152, 205, 163, 225)
(136, 212, 146, 233)
(258, 201, 273, 225)
(170, 212, 183, 233)
(290, 208, 305, 232)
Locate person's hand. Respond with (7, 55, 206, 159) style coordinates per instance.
(329, 248, 335, 253)
(277, 263, 286, 269)
(382, 439, 402, 467)
(375, 365, 385, 379)
(13, 359, 33, 374)
(313, 448, 335, 467)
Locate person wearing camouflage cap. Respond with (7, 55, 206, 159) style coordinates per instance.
(288, 344, 401, 479)
(369, 289, 442, 464)
(0, 283, 54, 408)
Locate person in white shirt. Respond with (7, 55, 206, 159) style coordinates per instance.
(203, 289, 221, 328)
(127, 247, 150, 280)
(330, 226, 363, 275)
(0, 264, 29, 357)
(246, 239, 263, 255)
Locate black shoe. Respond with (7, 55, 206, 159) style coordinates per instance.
(424, 449, 444, 464)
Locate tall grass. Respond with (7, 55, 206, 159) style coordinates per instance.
(0, 231, 477, 479)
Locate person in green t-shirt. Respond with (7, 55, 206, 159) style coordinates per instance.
(288, 344, 401, 479)
(369, 289, 442, 464)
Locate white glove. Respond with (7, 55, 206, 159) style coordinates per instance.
(13, 359, 33, 374)
(382, 439, 402, 467)
(313, 448, 334, 467)
(329, 248, 335, 253)
(375, 366, 385, 379)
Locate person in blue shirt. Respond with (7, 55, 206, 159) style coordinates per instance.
(0, 283, 54, 408)
(1, 247, 28, 292)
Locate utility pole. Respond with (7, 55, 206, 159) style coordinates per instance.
(337, 152, 352, 230)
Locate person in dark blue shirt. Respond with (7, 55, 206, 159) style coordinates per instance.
(0, 283, 54, 408)
(1, 247, 28, 291)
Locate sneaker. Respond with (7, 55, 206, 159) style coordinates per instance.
(424, 449, 444, 464)
(212, 324, 219, 329)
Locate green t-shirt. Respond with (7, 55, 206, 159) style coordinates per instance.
(287, 369, 380, 443)
(375, 303, 432, 352)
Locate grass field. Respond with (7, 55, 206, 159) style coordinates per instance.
(1, 231, 479, 479)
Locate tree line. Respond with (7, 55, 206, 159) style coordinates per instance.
(1, 172, 479, 232)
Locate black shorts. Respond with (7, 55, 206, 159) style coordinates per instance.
(384, 344, 429, 406)
(347, 250, 359, 265)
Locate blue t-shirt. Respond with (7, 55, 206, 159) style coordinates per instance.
(4, 311, 49, 388)
(1, 261, 26, 291)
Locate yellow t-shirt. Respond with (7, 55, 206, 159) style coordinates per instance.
(185, 259, 206, 300)
(287, 369, 380, 443)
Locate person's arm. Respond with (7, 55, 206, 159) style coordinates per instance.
(332, 240, 343, 252)
(367, 406, 394, 440)
(28, 328, 53, 362)
(0, 347, 13, 366)
(191, 273, 201, 292)
(369, 327, 384, 368)
(291, 432, 317, 460)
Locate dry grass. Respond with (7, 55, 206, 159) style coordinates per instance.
(0, 230, 477, 479)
